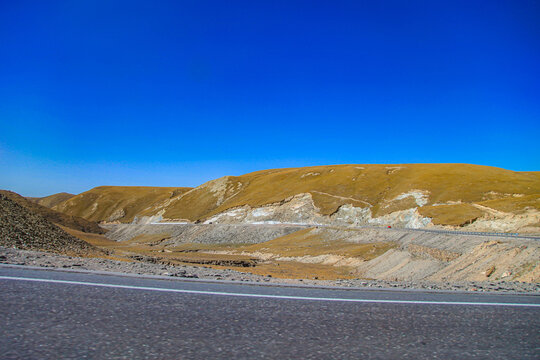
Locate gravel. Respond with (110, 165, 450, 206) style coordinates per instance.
(104, 223, 304, 244)
(0, 190, 105, 234)
(0, 194, 102, 255)
(1, 246, 538, 294)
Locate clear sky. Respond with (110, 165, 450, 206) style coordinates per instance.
(1, 1, 539, 197)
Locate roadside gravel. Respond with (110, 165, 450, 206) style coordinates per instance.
(1, 246, 538, 293)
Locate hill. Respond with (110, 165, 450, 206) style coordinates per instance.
(0, 193, 101, 255)
(28, 192, 75, 208)
(52, 164, 540, 232)
(53, 186, 193, 223)
(0, 190, 106, 234)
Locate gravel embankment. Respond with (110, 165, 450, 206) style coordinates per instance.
(0, 194, 101, 255)
(1, 190, 105, 234)
(104, 223, 304, 244)
(1, 246, 538, 293)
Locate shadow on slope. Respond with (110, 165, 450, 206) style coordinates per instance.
(0, 190, 106, 234)
(0, 193, 103, 256)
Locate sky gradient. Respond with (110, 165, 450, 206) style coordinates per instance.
(1, 0, 539, 196)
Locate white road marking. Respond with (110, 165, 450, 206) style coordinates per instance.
(2, 276, 539, 307)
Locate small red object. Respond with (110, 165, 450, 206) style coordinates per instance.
(387, 225, 392, 228)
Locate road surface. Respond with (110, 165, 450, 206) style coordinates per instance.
(1, 266, 539, 359)
(149, 222, 540, 240)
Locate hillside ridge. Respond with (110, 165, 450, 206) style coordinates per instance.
(52, 164, 540, 233)
(28, 192, 75, 208)
(54, 186, 193, 223)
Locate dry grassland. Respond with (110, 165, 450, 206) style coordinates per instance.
(234, 228, 396, 259)
(162, 164, 540, 222)
(53, 164, 540, 228)
(479, 194, 540, 213)
(28, 192, 75, 208)
(54, 186, 192, 223)
(418, 204, 486, 226)
(73, 226, 398, 280)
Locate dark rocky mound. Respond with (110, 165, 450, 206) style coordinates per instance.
(0, 190, 105, 234)
(0, 193, 101, 255)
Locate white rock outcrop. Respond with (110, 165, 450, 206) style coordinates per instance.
(202, 192, 433, 228)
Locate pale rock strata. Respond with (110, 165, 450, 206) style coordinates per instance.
(203, 192, 432, 229)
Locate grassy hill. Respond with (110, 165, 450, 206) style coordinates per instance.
(51, 164, 540, 228)
(27, 192, 75, 208)
(53, 186, 193, 223)
(157, 164, 540, 224)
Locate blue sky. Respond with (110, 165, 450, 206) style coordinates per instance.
(1, 0, 539, 196)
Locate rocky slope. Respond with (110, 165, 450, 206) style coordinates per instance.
(0, 190, 106, 234)
(53, 164, 540, 233)
(103, 223, 303, 245)
(0, 193, 101, 255)
(99, 223, 539, 284)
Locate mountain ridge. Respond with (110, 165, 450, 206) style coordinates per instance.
(51, 164, 540, 233)
(27, 192, 75, 208)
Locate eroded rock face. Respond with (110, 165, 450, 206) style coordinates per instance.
(366, 208, 432, 228)
(182, 192, 538, 233)
(200, 193, 432, 228)
(108, 208, 125, 222)
(203, 194, 327, 225)
(330, 204, 371, 225)
(463, 209, 540, 233)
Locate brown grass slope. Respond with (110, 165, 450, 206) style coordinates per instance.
(54, 186, 193, 223)
(418, 204, 486, 226)
(0, 193, 101, 255)
(0, 190, 106, 234)
(28, 192, 75, 208)
(157, 164, 539, 224)
(51, 164, 540, 227)
(236, 228, 396, 260)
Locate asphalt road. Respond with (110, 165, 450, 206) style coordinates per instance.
(1, 266, 539, 359)
(149, 222, 540, 240)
